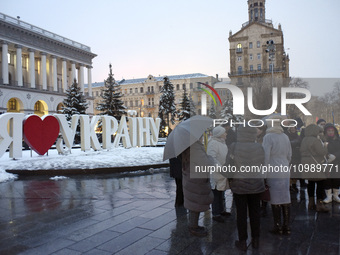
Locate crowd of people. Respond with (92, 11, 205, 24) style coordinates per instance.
(169, 116, 340, 252)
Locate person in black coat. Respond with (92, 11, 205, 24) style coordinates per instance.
(169, 155, 184, 207)
(322, 123, 340, 203)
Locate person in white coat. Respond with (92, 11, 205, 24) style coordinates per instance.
(207, 126, 230, 223)
(263, 116, 292, 235)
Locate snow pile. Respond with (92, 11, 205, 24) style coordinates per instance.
(0, 146, 167, 171)
(49, 176, 69, 180)
(0, 166, 17, 183)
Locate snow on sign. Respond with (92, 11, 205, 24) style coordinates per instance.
(0, 113, 161, 159)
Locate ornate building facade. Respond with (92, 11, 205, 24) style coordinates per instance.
(0, 13, 96, 116)
(228, 0, 289, 87)
(88, 73, 219, 119)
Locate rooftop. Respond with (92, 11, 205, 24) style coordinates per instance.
(87, 73, 210, 88)
(0, 12, 92, 52)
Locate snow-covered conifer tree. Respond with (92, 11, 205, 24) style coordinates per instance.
(158, 76, 177, 135)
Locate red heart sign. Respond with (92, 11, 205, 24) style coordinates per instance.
(23, 115, 60, 155)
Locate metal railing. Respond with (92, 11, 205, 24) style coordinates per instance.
(0, 12, 91, 52)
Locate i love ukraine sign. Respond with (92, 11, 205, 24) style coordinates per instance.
(0, 113, 161, 159)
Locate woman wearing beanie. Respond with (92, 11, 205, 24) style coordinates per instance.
(262, 115, 292, 235)
(207, 126, 229, 223)
(322, 123, 340, 203)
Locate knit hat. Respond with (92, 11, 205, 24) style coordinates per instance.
(317, 119, 326, 125)
(212, 126, 225, 138)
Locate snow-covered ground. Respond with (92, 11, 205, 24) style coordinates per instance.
(0, 146, 167, 183)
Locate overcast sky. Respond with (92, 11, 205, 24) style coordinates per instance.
(2, 0, 340, 95)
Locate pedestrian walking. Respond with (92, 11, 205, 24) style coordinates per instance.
(207, 126, 230, 223)
(262, 115, 292, 235)
(224, 125, 265, 251)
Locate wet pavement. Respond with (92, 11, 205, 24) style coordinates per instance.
(0, 169, 340, 255)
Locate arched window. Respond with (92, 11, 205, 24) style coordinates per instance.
(8, 98, 17, 111)
(236, 43, 242, 53)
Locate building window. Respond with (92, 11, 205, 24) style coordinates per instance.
(182, 84, 186, 90)
(140, 87, 143, 93)
(257, 41, 260, 48)
(151, 86, 154, 92)
(249, 42, 253, 49)
(238, 66, 243, 74)
(152, 98, 154, 105)
(190, 83, 193, 89)
(250, 65, 253, 71)
(130, 101, 133, 107)
(130, 88, 132, 94)
(257, 64, 261, 71)
(257, 53, 261, 60)
(147, 86, 150, 92)
(8, 98, 17, 111)
(148, 98, 151, 106)
(135, 100, 138, 106)
(236, 43, 242, 53)
(176, 84, 180, 90)
(250, 54, 253, 60)
(135, 88, 138, 93)
(237, 56, 242, 61)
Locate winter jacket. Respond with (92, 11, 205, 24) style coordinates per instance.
(227, 125, 265, 195)
(262, 118, 292, 205)
(300, 124, 328, 180)
(182, 141, 214, 212)
(324, 123, 340, 166)
(300, 124, 327, 165)
(207, 137, 229, 191)
(169, 155, 182, 179)
(285, 130, 301, 166)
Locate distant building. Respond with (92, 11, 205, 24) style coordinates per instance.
(0, 12, 96, 116)
(87, 73, 219, 119)
(228, 0, 289, 86)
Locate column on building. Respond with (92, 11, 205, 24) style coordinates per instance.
(15, 45, 23, 87)
(79, 64, 84, 93)
(28, 49, 35, 88)
(51, 55, 58, 91)
(87, 66, 92, 97)
(41, 52, 47, 90)
(1, 41, 9, 84)
(71, 62, 76, 84)
(62, 59, 67, 92)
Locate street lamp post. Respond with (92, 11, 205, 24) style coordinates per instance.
(266, 40, 275, 86)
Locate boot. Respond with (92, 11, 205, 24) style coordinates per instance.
(282, 204, 291, 235)
(333, 189, 340, 203)
(270, 205, 282, 235)
(235, 240, 247, 251)
(188, 211, 207, 237)
(323, 189, 332, 203)
(308, 197, 316, 210)
(316, 199, 330, 213)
